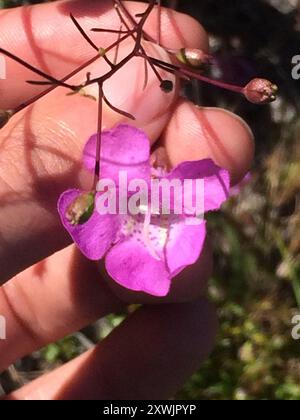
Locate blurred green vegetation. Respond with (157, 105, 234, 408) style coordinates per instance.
(1, 0, 300, 401)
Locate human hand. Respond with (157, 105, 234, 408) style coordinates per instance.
(0, 0, 254, 400)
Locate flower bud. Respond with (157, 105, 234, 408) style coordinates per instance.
(0, 110, 13, 129)
(66, 192, 95, 225)
(175, 48, 211, 69)
(150, 147, 169, 175)
(244, 78, 278, 104)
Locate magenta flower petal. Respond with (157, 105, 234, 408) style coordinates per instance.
(167, 159, 230, 213)
(166, 220, 207, 276)
(83, 124, 151, 184)
(58, 189, 119, 261)
(105, 239, 171, 297)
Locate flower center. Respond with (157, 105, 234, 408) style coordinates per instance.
(120, 206, 170, 261)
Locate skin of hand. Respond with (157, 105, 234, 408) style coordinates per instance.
(0, 0, 254, 400)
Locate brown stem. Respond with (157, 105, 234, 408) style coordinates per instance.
(91, 28, 129, 34)
(1, 0, 257, 132)
(70, 13, 99, 52)
(143, 57, 149, 90)
(113, 24, 123, 65)
(113, 0, 156, 44)
(71, 1, 243, 97)
(148, 56, 244, 94)
(81, 0, 156, 88)
(11, 29, 134, 115)
(103, 93, 135, 120)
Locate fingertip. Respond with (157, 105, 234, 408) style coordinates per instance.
(162, 100, 255, 185)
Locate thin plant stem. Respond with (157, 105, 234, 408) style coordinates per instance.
(192, 78, 201, 106)
(0, 47, 74, 90)
(93, 83, 103, 190)
(11, 30, 134, 115)
(103, 93, 135, 120)
(143, 57, 149, 90)
(91, 28, 129, 34)
(114, 3, 164, 85)
(157, 0, 161, 45)
(147, 56, 244, 94)
(81, 1, 156, 88)
(113, 0, 156, 44)
(0, 0, 275, 131)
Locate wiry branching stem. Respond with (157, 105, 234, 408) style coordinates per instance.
(113, 23, 123, 65)
(114, 3, 165, 87)
(157, 0, 162, 45)
(113, 0, 156, 44)
(0, 0, 278, 139)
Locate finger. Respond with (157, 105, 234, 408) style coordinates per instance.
(0, 245, 123, 372)
(5, 298, 217, 400)
(0, 0, 208, 110)
(162, 100, 255, 185)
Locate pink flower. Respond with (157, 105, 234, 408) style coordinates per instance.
(58, 125, 230, 297)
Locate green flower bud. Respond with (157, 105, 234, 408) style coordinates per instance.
(66, 192, 95, 226)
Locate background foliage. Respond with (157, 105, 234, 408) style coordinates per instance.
(0, 0, 300, 400)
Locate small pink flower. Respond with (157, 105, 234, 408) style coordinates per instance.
(58, 124, 230, 297)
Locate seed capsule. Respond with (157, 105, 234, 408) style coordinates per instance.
(160, 80, 174, 93)
(175, 48, 211, 69)
(66, 192, 95, 226)
(0, 110, 13, 129)
(244, 78, 278, 104)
